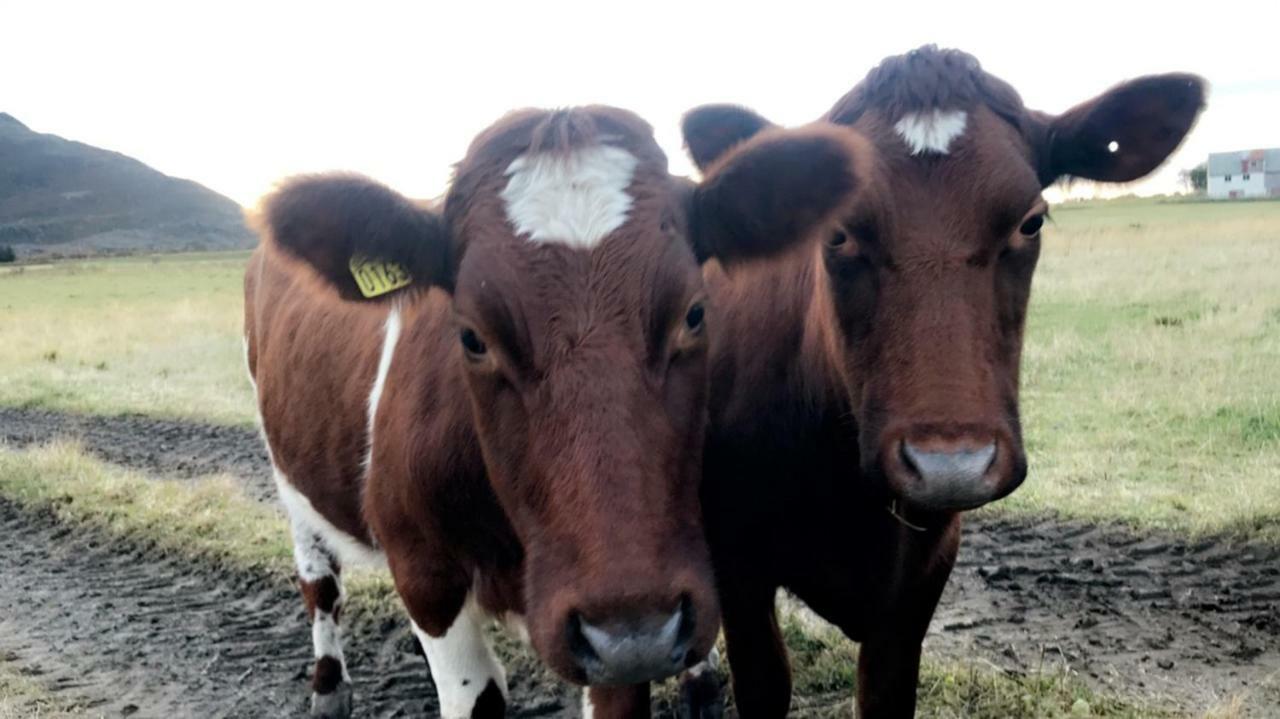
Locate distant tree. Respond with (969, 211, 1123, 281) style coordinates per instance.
(1180, 163, 1208, 193)
(0, 245, 15, 263)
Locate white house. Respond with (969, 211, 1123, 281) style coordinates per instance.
(1207, 149, 1280, 199)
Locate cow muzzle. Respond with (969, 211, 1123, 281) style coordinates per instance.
(565, 596, 697, 685)
(884, 431, 1025, 511)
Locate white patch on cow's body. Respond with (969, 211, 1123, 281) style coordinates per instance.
(364, 306, 402, 471)
(243, 336, 256, 393)
(581, 688, 595, 718)
(273, 470, 387, 577)
(412, 595, 508, 719)
(500, 144, 638, 249)
(894, 110, 968, 155)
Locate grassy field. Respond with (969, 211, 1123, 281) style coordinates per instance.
(0, 252, 253, 426)
(1005, 198, 1280, 539)
(0, 441, 1168, 718)
(1, 198, 1277, 539)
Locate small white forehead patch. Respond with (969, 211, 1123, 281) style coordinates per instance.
(894, 109, 968, 156)
(500, 144, 639, 250)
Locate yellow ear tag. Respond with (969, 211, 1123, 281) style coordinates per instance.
(349, 255, 413, 298)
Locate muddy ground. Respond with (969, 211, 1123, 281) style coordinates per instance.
(2, 407, 1278, 717)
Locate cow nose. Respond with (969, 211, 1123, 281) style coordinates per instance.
(898, 440, 998, 509)
(566, 596, 695, 685)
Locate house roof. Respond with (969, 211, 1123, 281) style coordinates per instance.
(1208, 149, 1280, 175)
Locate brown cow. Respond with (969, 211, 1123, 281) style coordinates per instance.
(244, 106, 869, 718)
(678, 47, 1205, 716)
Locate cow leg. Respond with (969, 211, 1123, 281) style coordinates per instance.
(406, 592, 508, 718)
(675, 647, 724, 719)
(720, 584, 790, 718)
(855, 636, 923, 718)
(581, 684, 649, 718)
(855, 525, 958, 717)
(288, 521, 353, 718)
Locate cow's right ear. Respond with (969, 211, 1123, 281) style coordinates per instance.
(254, 174, 452, 301)
(690, 122, 869, 265)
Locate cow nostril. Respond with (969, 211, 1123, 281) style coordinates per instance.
(672, 595, 696, 666)
(565, 612, 600, 674)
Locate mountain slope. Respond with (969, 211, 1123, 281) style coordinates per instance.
(0, 113, 253, 257)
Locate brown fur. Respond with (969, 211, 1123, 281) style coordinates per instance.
(683, 46, 1205, 716)
(247, 105, 868, 715)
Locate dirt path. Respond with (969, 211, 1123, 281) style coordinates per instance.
(0, 498, 573, 718)
(3, 407, 1279, 715)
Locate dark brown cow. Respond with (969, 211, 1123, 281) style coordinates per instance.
(679, 47, 1205, 716)
(244, 106, 868, 718)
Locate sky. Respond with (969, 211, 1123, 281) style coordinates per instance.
(4, 1, 1278, 206)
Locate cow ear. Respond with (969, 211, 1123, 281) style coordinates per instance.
(254, 174, 452, 301)
(1040, 73, 1206, 186)
(682, 104, 774, 172)
(691, 124, 868, 265)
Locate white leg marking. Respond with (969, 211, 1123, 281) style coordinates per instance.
(282, 478, 353, 684)
(312, 608, 351, 682)
(894, 110, 968, 155)
(500, 144, 638, 249)
(413, 595, 508, 718)
(581, 687, 595, 718)
(364, 306, 402, 471)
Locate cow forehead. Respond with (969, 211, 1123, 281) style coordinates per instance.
(500, 143, 640, 250)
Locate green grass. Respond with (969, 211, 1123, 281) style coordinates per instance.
(1000, 198, 1280, 541)
(0, 441, 1162, 717)
(0, 252, 255, 426)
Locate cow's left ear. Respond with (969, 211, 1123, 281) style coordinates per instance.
(1039, 73, 1206, 186)
(253, 174, 454, 301)
(689, 122, 869, 266)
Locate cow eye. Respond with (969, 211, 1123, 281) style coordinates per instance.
(684, 302, 706, 335)
(460, 327, 487, 358)
(828, 230, 848, 247)
(1019, 215, 1045, 237)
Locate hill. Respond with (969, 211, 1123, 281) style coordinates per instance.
(0, 113, 253, 258)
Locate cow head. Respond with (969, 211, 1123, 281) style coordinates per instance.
(684, 47, 1205, 514)
(255, 106, 865, 684)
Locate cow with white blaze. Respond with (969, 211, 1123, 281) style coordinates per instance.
(678, 47, 1206, 716)
(244, 106, 869, 718)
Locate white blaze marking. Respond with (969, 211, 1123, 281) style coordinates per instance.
(581, 688, 595, 719)
(894, 110, 968, 155)
(364, 306, 402, 471)
(500, 144, 638, 249)
(412, 595, 508, 719)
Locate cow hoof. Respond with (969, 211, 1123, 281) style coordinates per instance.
(310, 682, 353, 719)
(677, 668, 724, 719)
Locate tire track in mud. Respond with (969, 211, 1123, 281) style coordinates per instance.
(4, 406, 1280, 714)
(0, 498, 574, 718)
